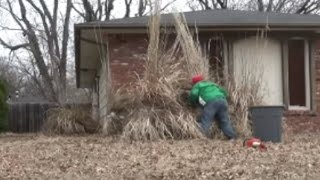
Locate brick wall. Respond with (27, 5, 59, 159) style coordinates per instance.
(108, 34, 148, 88)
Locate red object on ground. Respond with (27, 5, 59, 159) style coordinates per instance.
(244, 138, 267, 151)
(192, 75, 204, 84)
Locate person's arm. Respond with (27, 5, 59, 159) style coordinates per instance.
(188, 84, 200, 106)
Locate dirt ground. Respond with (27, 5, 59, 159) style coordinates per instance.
(1, 130, 320, 180)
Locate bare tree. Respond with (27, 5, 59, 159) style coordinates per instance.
(188, 0, 320, 13)
(124, 0, 133, 18)
(295, 0, 320, 14)
(72, 0, 116, 21)
(137, 0, 149, 17)
(190, 0, 228, 10)
(73, 0, 178, 22)
(0, 0, 72, 103)
(248, 0, 320, 14)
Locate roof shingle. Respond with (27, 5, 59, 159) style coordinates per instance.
(75, 9, 320, 28)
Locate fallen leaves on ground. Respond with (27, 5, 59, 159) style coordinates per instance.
(0, 133, 320, 180)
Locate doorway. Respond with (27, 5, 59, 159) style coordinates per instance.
(288, 39, 310, 109)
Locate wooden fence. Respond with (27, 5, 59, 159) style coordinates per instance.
(7, 103, 57, 133)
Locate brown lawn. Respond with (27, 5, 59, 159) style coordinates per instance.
(1, 127, 320, 180)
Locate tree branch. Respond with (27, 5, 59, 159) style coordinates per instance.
(198, 0, 212, 10)
(266, 0, 273, 11)
(257, 0, 264, 11)
(25, 0, 51, 43)
(72, 3, 86, 19)
(96, 0, 103, 20)
(82, 0, 96, 21)
(275, 0, 288, 12)
(0, 25, 24, 31)
(59, 0, 72, 101)
(160, 0, 177, 12)
(4, 0, 26, 32)
(0, 38, 29, 51)
(105, 0, 115, 20)
(295, 0, 311, 14)
(39, 0, 54, 24)
(44, 0, 61, 59)
(124, 0, 133, 18)
(137, 0, 147, 17)
(216, 0, 228, 9)
(143, 0, 177, 16)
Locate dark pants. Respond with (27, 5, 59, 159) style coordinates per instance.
(199, 99, 236, 139)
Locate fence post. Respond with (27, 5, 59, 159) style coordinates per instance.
(20, 103, 27, 132)
(34, 103, 40, 132)
(26, 103, 30, 132)
(29, 103, 35, 132)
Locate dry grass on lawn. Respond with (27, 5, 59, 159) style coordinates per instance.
(1, 132, 320, 179)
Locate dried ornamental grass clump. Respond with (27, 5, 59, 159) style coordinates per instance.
(103, 4, 266, 140)
(43, 106, 101, 135)
(103, 8, 207, 140)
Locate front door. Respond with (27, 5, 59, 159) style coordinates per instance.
(288, 39, 310, 109)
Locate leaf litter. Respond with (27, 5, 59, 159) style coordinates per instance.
(1, 132, 320, 180)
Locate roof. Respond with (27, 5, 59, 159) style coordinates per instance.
(75, 9, 320, 29)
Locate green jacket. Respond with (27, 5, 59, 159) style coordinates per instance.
(188, 81, 227, 106)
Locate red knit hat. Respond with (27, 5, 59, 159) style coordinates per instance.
(192, 75, 204, 84)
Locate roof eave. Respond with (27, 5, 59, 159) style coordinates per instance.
(74, 23, 320, 30)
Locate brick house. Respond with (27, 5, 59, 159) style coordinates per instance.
(74, 9, 320, 121)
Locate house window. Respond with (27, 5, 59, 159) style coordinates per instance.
(287, 39, 310, 110)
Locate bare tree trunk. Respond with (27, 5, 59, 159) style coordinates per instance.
(124, 0, 133, 18)
(18, 0, 58, 102)
(266, 0, 274, 11)
(59, 0, 72, 104)
(105, 0, 115, 20)
(82, 0, 96, 21)
(72, 0, 116, 21)
(138, 0, 148, 16)
(196, 0, 228, 10)
(257, 0, 264, 11)
(216, 0, 228, 9)
(199, 0, 212, 10)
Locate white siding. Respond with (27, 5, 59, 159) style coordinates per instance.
(233, 37, 283, 105)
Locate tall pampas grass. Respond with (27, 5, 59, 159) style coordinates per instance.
(103, 3, 266, 140)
